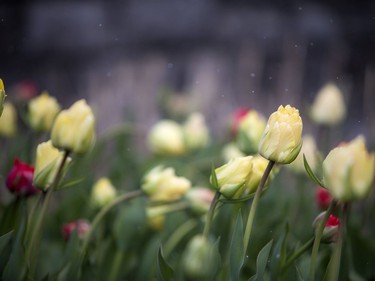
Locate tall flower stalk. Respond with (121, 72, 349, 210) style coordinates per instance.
(243, 160, 275, 252)
(27, 150, 70, 276)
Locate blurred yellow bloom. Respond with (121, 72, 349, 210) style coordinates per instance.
(185, 187, 215, 215)
(146, 207, 165, 231)
(91, 178, 117, 207)
(221, 142, 245, 162)
(141, 166, 191, 202)
(246, 155, 271, 195)
(310, 83, 346, 126)
(0, 102, 17, 137)
(28, 91, 61, 132)
(212, 156, 253, 199)
(236, 110, 266, 154)
(323, 136, 375, 201)
(289, 135, 320, 174)
(33, 140, 71, 190)
(51, 99, 95, 155)
(183, 112, 210, 151)
(0, 79, 6, 117)
(183, 235, 216, 279)
(148, 120, 186, 155)
(258, 105, 303, 164)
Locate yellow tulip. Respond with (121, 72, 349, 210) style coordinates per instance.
(0, 102, 17, 137)
(28, 91, 61, 132)
(323, 136, 375, 201)
(141, 166, 191, 202)
(148, 120, 186, 155)
(310, 83, 346, 126)
(236, 110, 266, 154)
(185, 187, 215, 215)
(51, 99, 95, 155)
(212, 156, 253, 199)
(258, 105, 303, 164)
(91, 178, 117, 207)
(33, 140, 71, 190)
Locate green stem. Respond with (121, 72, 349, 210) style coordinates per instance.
(164, 219, 198, 257)
(81, 190, 143, 256)
(243, 160, 275, 252)
(108, 249, 124, 281)
(326, 203, 349, 281)
(309, 200, 337, 281)
(27, 150, 70, 276)
(203, 191, 221, 238)
(282, 237, 315, 272)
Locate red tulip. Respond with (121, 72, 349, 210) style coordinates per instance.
(315, 187, 333, 210)
(63, 219, 91, 240)
(231, 107, 250, 136)
(6, 158, 39, 197)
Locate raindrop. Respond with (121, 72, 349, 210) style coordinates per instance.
(106, 72, 112, 77)
(216, 68, 221, 73)
(310, 42, 314, 47)
(251, 90, 255, 94)
(285, 88, 289, 92)
(167, 63, 174, 69)
(294, 44, 298, 48)
(221, 94, 225, 98)
(298, 6, 303, 11)
(250, 73, 255, 77)
(98, 23, 103, 27)
(269, 76, 273, 80)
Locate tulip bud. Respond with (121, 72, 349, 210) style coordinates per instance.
(183, 235, 217, 279)
(51, 99, 95, 155)
(91, 178, 117, 207)
(313, 213, 340, 243)
(0, 79, 6, 117)
(141, 166, 191, 202)
(183, 112, 210, 151)
(236, 110, 266, 154)
(315, 187, 333, 210)
(148, 120, 186, 155)
(289, 135, 320, 174)
(310, 83, 346, 126)
(28, 91, 61, 132)
(63, 219, 91, 240)
(33, 140, 72, 191)
(185, 187, 215, 215)
(323, 136, 375, 201)
(221, 143, 246, 162)
(211, 156, 253, 199)
(6, 159, 39, 197)
(258, 105, 303, 164)
(246, 155, 272, 195)
(0, 102, 17, 137)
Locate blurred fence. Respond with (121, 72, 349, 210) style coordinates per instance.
(1, 1, 375, 147)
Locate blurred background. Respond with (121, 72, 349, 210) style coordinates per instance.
(1, 0, 375, 148)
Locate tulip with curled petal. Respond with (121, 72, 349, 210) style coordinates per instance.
(258, 105, 303, 164)
(51, 99, 95, 155)
(323, 136, 375, 201)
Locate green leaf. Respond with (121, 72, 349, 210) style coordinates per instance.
(229, 212, 244, 281)
(56, 177, 84, 191)
(0, 231, 14, 274)
(249, 239, 273, 281)
(156, 246, 174, 281)
(2, 204, 27, 281)
(270, 224, 289, 279)
(303, 154, 325, 188)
